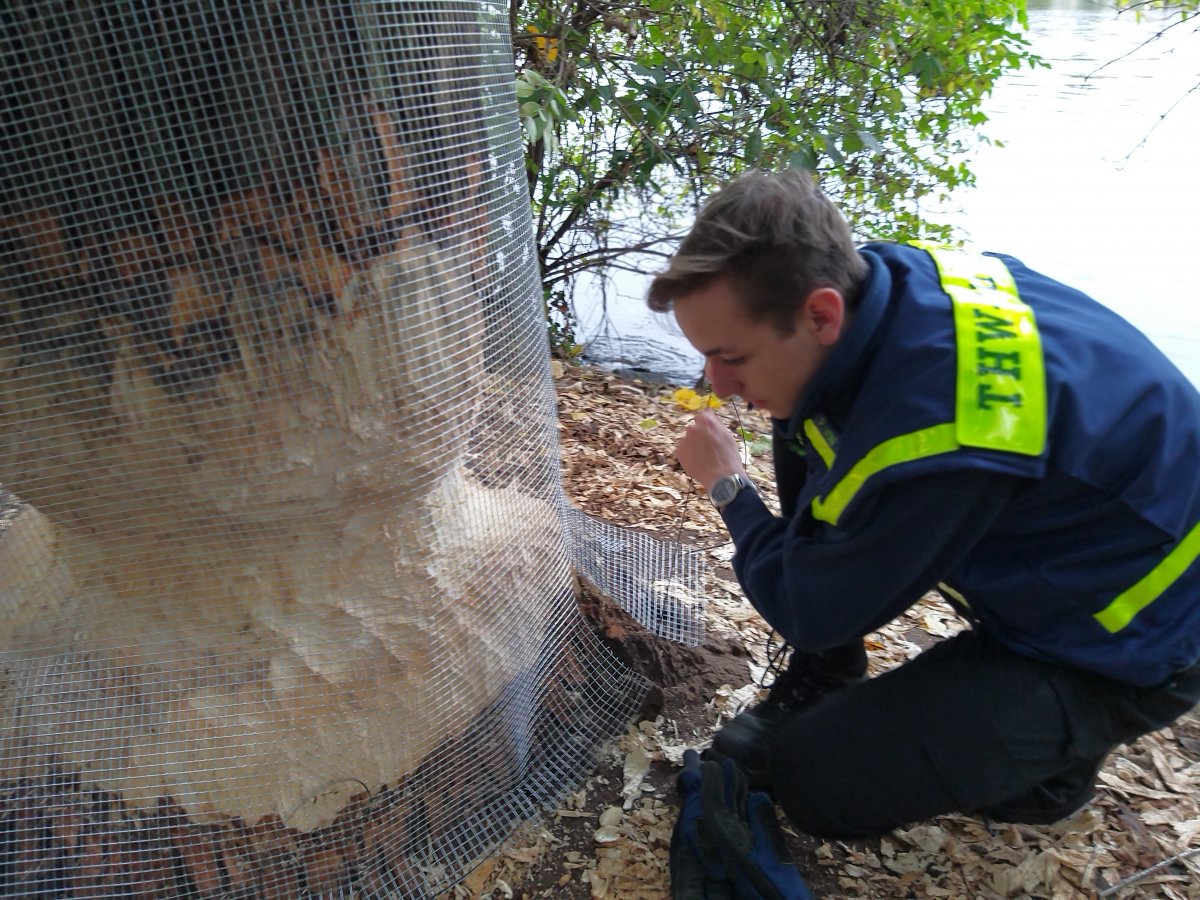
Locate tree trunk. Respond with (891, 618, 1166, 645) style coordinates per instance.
(0, 0, 555, 854)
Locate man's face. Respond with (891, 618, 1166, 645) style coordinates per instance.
(672, 276, 844, 420)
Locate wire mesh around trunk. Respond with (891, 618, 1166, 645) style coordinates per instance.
(0, 1, 703, 896)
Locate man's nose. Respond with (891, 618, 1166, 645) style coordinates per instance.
(705, 359, 741, 399)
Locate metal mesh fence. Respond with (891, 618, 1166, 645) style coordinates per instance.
(564, 507, 706, 647)
(0, 1, 702, 896)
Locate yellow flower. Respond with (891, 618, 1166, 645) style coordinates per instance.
(526, 25, 560, 64)
(672, 388, 723, 410)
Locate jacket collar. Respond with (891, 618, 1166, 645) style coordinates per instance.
(774, 247, 891, 440)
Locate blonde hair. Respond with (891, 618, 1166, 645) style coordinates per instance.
(647, 170, 867, 332)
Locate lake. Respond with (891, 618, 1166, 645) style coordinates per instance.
(575, 0, 1200, 388)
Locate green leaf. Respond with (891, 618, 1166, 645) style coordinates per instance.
(736, 426, 771, 456)
(639, 418, 659, 429)
(787, 146, 819, 172)
(523, 117, 540, 144)
(745, 131, 762, 164)
(820, 133, 845, 165)
(856, 130, 883, 152)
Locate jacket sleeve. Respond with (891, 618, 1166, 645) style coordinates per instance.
(718, 468, 1017, 650)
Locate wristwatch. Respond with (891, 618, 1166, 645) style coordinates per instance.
(709, 473, 753, 510)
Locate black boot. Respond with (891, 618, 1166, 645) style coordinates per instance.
(710, 640, 867, 787)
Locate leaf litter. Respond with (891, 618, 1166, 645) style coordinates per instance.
(445, 364, 1200, 900)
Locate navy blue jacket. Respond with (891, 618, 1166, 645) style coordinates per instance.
(721, 242, 1200, 685)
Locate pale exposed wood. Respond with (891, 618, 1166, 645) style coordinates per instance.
(0, 217, 561, 831)
(0, 470, 565, 832)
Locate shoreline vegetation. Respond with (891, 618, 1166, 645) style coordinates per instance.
(453, 361, 1200, 900)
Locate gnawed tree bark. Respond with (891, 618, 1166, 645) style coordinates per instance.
(0, 596, 618, 897)
(0, 5, 570, 891)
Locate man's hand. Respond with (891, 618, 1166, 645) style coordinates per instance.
(676, 408, 747, 493)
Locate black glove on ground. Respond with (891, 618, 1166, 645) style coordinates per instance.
(670, 748, 817, 900)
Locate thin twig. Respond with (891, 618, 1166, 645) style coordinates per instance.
(1098, 846, 1200, 897)
(1084, 13, 1194, 82)
(1119, 78, 1200, 167)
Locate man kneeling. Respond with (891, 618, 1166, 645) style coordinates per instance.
(649, 170, 1200, 837)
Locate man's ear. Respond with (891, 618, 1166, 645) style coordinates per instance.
(800, 287, 847, 346)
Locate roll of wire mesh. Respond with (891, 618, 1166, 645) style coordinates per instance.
(0, 2, 708, 895)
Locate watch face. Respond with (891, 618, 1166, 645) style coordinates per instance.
(711, 475, 739, 507)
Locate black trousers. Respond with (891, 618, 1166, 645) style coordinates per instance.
(768, 629, 1200, 838)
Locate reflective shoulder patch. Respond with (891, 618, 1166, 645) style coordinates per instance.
(808, 245, 1049, 528)
(916, 243, 1047, 457)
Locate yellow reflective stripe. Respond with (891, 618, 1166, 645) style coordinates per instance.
(1095, 520, 1200, 633)
(919, 244, 1047, 457)
(937, 581, 971, 610)
(811, 423, 959, 525)
(803, 418, 836, 468)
